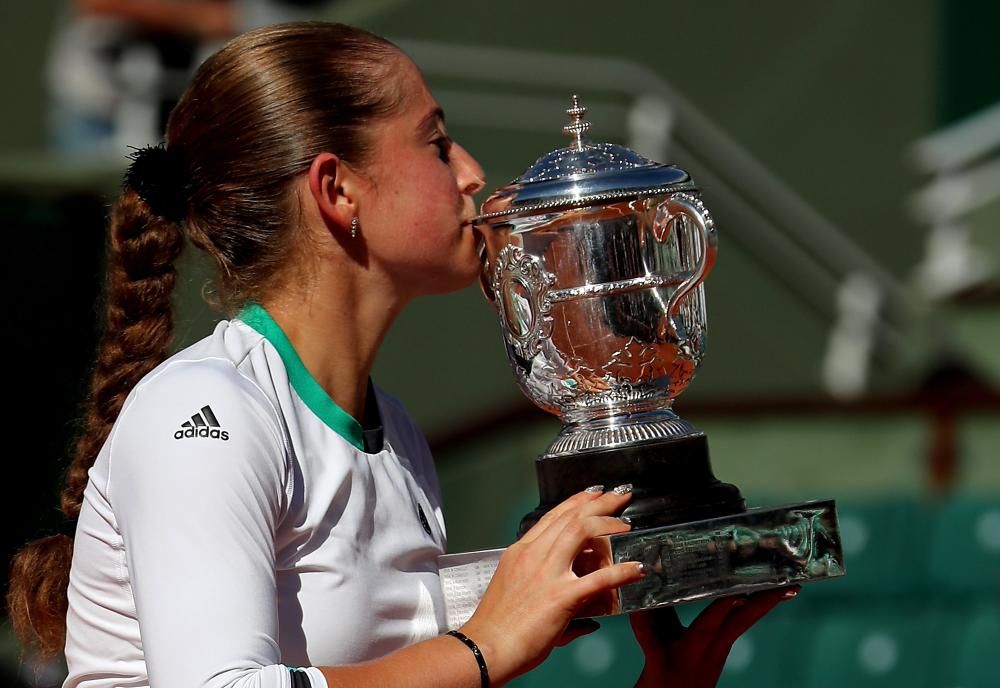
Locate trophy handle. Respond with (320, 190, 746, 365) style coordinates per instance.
(656, 192, 717, 343)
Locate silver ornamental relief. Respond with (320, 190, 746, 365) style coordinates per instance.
(492, 245, 555, 359)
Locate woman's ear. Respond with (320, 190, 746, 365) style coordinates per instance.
(306, 152, 357, 234)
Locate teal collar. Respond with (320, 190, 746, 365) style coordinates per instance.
(236, 303, 365, 451)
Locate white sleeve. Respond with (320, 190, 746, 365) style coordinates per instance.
(108, 359, 327, 688)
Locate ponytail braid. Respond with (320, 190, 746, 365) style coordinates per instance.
(7, 189, 184, 656)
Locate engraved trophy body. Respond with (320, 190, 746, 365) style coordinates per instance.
(473, 97, 845, 614)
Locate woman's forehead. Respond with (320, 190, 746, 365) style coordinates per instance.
(387, 83, 443, 137)
(392, 56, 440, 111)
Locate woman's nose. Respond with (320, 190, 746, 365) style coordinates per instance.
(455, 143, 486, 195)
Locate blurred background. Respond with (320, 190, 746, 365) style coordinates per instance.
(2, 1, 998, 686)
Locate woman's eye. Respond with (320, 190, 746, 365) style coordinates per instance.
(433, 136, 452, 163)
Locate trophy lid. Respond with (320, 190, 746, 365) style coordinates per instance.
(474, 95, 695, 223)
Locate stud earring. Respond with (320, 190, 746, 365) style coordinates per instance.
(350, 216, 359, 238)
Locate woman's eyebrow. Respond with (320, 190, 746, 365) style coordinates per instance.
(417, 107, 446, 134)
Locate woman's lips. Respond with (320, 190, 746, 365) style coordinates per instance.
(470, 225, 485, 254)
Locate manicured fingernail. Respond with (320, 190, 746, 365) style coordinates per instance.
(585, 484, 605, 493)
(612, 483, 633, 495)
(783, 589, 799, 599)
(732, 597, 747, 608)
(621, 515, 633, 526)
(635, 562, 647, 576)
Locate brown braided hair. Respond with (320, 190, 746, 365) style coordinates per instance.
(7, 21, 404, 657)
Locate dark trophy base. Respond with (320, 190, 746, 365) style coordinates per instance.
(520, 433, 845, 615)
(520, 433, 746, 535)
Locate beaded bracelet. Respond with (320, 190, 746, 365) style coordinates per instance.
(447, 630, 490, 688)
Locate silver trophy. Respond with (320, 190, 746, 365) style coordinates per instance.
(473, 97, 844, 615)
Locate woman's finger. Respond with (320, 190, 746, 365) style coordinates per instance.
(554, 618, 601, 647)
(573, 560, 645, 600)
(521, 485, 634, 547)
(682, 595, 746, 658)
(718, 586, 798, 645)
(702, 586, 799, 677)
(544, 515, 631, 566)
(517, 488, 605, 544)
(532, 485, 634, 546)
(629, 606, 685, 654)
(571, 485, 634, 519)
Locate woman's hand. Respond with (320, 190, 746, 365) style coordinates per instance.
(630, 586, 800, 688)
(459, 487, 644, 685)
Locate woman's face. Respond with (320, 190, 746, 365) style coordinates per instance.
(357, 55, 486, 298)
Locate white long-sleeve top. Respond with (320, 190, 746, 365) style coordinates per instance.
(64, 304, 448, 688)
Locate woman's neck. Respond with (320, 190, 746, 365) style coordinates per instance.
(260, 273, 404, 422)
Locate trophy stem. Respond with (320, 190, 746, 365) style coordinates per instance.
(519, 433, 746, 537)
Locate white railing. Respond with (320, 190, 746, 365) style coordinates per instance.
(909, 102, 1000, 299)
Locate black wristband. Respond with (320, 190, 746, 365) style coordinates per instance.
(447, 630, 490, 688)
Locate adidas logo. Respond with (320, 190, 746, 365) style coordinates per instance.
(174, 405, 230, 441)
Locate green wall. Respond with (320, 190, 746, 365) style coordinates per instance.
(0, 2, 946, 428)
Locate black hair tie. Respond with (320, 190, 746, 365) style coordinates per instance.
(122, 143, 193, 222)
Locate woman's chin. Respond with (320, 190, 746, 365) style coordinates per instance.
(451, 260, 484, 294)
(416, 256, 481, 297)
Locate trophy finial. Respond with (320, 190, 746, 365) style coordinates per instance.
(563, 95, 591, 151)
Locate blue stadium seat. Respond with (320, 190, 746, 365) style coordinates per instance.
(717, 605, 811, 688)
(926, 602, 999, 688)
(806, 497, 932, 599)
(949, 606, 1000, 688)
(511, 614, 643, 688)
(803, 608, 940, 688)
(926, 495, 1000, 594)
